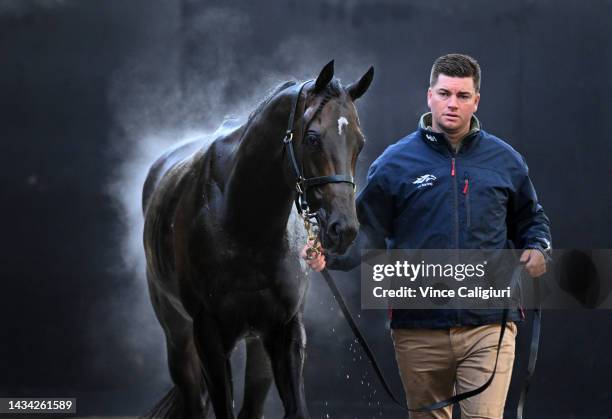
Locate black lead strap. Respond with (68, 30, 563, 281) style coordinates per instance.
(322, 263, 542, 416)
(321, 267, 510, 413)
(517, 279, 542, 419)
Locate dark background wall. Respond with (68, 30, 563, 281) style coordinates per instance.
(1, 0, 611, 417)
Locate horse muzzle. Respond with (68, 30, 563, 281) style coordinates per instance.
(318, 212, 358, 256)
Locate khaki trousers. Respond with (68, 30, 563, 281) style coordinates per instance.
(391, 322, 517, 419)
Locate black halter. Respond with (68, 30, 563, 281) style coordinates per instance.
(282, 80, 356, 215)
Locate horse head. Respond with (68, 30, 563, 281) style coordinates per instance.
(292, 60, 374, 255)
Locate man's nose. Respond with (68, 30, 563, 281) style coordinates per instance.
(447, 94, 458, 109)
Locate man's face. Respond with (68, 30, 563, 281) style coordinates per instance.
(427, 74, 480, 136)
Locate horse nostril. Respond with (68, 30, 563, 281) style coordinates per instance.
(345, 224, 358, 243)
(328, 221, 342, 240)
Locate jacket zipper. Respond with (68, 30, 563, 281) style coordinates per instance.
(463, 172, 470, 228)
(451, 157, 459, 247)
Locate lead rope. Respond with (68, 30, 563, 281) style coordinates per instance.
(321, 262, 509, 413)
(302, 220, 527, 414)
(517, 278, 542, 419)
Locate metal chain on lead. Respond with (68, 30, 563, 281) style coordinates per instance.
(302, 211, 322, 260)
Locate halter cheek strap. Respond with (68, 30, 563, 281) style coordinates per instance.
(282, 80, 355, 215)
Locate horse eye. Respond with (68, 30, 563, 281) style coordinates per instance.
(305, 133, 322, 148)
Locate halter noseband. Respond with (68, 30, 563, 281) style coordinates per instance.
(282, 80, 356, 216)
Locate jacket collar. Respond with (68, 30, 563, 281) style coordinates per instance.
(418, 112, 482, 155)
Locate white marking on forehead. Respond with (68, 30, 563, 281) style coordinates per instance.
(337, 116, 349, 135)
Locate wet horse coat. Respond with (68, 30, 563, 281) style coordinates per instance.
(142, 61, 373, 419)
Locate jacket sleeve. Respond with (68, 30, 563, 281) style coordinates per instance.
(326, 161, 394, 271)
(507, 160, 552, 254)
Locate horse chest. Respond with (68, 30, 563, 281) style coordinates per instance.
(191, 250, 308, 324)
(211, 285, 306, 331)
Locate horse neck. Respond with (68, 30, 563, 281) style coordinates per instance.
(224, 94, 297, 242)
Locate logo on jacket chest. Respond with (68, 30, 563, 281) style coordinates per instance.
(413, 174, 437, 189)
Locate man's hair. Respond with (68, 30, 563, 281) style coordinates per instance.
(430, 54, 481, 92)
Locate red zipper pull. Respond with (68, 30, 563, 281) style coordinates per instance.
(463, 178, 469, 194)
(451, 158, 456, 177)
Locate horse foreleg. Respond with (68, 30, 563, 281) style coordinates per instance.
(193, 311, 236, 419)
(264, 316, 309, 419)
(238, 336, 274, 419)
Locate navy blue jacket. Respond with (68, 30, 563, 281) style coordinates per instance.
(328, 113, 552, 329)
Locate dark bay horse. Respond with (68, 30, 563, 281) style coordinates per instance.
(142, 61, 374, 419)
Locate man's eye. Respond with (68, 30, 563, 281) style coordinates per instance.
(439, 91, 449, 98)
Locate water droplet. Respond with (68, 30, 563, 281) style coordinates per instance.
(26, 174, 38, 186)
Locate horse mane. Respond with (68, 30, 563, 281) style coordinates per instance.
(324, 79, 344, 98)
(233, 78, 345, 146)
(247, 80, 297, 123)
(247, 78, 345, 123)
(311, 79, 343, 119)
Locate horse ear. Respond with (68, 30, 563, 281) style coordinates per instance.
(314, 60, 335, 93)
(347, 66, 374, 101)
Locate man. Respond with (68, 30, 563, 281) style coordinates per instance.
(302, 54, 551, 418)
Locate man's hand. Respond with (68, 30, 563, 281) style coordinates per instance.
(520, 249, 547, 278)
(300, 241, 327, 272)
